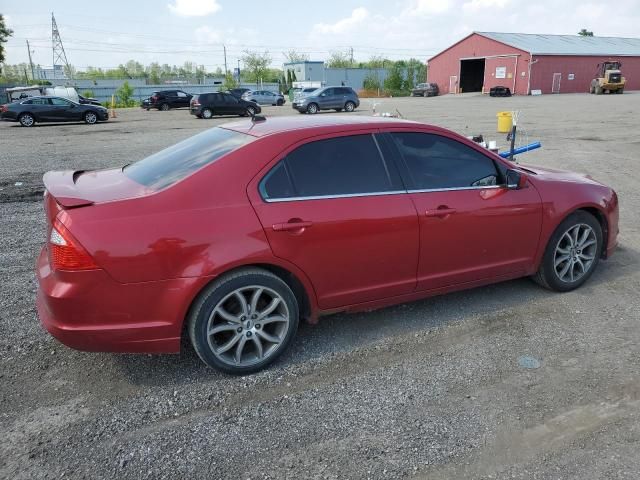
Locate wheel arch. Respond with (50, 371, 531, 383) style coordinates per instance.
(180, 262, 317, 345)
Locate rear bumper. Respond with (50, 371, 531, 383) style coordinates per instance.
(35, 247, 208, 354)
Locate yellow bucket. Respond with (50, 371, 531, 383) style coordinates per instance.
(497, 111, 513, 133)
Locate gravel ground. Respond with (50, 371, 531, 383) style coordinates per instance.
(1, 94, 639, 479)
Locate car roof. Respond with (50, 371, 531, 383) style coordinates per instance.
(221, 115, 422, 138)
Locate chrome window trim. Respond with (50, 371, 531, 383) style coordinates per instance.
(263, 185, 506, 202)
(263, 190, 407, 203)
(407, 185, 503, 194)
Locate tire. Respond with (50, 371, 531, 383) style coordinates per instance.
(201, 108, 213, 119)
(306, 103, 319, 114)
(616, 88, 624, 94)
(246, 106, 256, 117)
(146, 108, 150, 111)
(276, 99, 284, 106)
(84, 111, 98, 125)
(18, 113, 35, 127)
(159, 103, 170, 111)
(344, 101, 356, 112)
(595, 85, 603, 95)
(533, 211, 602, 292)
(423, 92, 429, 97)
(188, 268, 299, 374)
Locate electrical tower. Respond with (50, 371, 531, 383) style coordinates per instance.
(51, 12, 73, 81)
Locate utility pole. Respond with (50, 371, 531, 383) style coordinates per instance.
(237, 59, 241, 85)
(349, 47, 354, 66)
(223, 45, 228, 76)
(26, 40, 35, 81)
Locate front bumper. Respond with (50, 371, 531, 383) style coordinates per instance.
(35, 247, 203, 354)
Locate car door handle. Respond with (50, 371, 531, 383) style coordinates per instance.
(272, 221, 313, 231)
(425, 207, 457, 218)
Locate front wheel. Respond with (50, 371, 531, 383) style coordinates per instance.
(201, 108, 213, 119)
(306, 103, 319, 114)
(533, 211, 602, 292)
(344, 101, 356, 112)
(245, 106, 257, 117)
(188, 268, 299, 374)
(84, 111, 98, 124)
(19, 113, 35, 127)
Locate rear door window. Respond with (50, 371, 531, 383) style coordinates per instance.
(124, 127, 253, 190)
(260, 134, 401, 200)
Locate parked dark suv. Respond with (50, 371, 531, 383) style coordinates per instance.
(190, 92, 261, 119)
(142, 90, 193, 111)
(411, 83, 439, 97)
(292, 86, 359, 114)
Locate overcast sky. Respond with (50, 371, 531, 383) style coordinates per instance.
(3, 0, 640, 70)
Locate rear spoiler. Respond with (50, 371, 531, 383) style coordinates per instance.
(43, 170, 94, 208)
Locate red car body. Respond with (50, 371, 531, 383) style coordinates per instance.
(36, 116, 619, 356)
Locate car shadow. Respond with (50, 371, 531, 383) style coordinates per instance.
(8, 122, 107, 127)
(110, 243, 638, 386)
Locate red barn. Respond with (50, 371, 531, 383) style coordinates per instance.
(427, 32, 640, 95)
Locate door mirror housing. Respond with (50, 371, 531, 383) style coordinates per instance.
(506, 169, 525, 189)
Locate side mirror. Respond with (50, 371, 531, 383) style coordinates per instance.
(506, 169, 524, 189)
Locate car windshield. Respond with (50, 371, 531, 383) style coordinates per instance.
(124, 127, 254, 190)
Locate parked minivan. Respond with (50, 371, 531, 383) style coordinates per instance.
(292, 86, 360, 114)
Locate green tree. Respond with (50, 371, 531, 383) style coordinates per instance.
(384, 63, 404, 92)
(241, 50, 272, 86)
(363, 73, 381, 91)
(115, 80, 135, 107)
(578, 29, 594, 36)
(326, 51, 351, 68)
(222, 72, 237, 91)
(0, 14, 13, 72)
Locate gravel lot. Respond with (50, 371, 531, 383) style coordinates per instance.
(1, 94, 639, 479)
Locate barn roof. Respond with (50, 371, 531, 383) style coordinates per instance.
(477, 32, 640, 56)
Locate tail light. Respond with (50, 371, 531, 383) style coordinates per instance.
(48, 219, 99, 271)
(0, 104, 7, 113)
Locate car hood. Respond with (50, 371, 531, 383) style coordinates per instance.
(44, 168, 154, 208)
(520, 163, 606, 187)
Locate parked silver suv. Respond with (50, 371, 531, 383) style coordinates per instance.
(241, 90, 286, 106)
(292, 86, 360, 114)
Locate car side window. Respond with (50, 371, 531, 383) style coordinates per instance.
(260, 134, 398, 200)
(32, 98, 50, 105)
(177, 91, 187, 97)
(391, 132, 500, 190)
(223, 94, 238, 104)
(50, 98, 72, 106)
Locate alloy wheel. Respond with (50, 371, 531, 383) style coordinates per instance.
(206, 286, 290, 368)
(19, 114, 34, 127)
(85, 112, 97, 124)
(553, 223, 598, 283)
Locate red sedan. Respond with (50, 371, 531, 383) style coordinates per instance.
(36, 116, 619, 374)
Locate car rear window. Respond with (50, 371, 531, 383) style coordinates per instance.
(124, 127, 253, 190)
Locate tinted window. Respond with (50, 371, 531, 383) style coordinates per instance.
(124, 127, 253, 190)
(177, 91, 188, 97)
(260, 162, 295, 200)
(222, 94, 238, 104)
(32, 98, 50, 105)
(51, 98, 73, 106)
(262, 134, 395, 200)
(392, 132, 499, 189)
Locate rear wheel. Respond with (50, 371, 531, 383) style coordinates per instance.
(201, 108, 213, 119)
(188, 268, 299, 374)
(344, 101, 356, 112)
(159, 103, 170, 111)
(84, 111, 98, 124)
(276, 99, 284, 106)
(533, 211, 602, 292)
(18, 113, 35, 127)
(306, 103, 319, 114)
